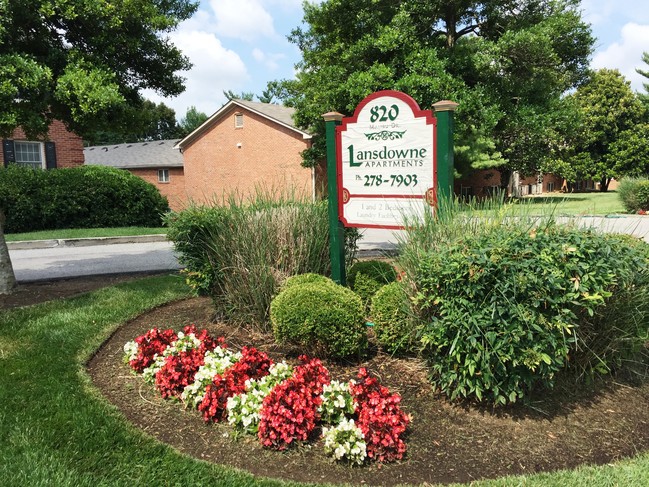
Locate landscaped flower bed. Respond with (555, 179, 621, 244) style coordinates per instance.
(123, 325, 411, 464)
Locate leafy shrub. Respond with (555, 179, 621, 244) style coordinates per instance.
(347, 260, 397, 307)
(165, 192, 359, 326)
(412, 224, 649, 405)
(1, 165, 169, 233)
(618, 178, 649, 213)
(281, 273, 332, 291)
(370, 282, 418, 356)
(270, 280, 366, 359)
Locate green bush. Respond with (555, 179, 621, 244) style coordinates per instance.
(281, 273, 332, 291)
(270, 280, 366, 359)
(1, 165, 169, 233)
(618, 178, 649, 213)
(370, 282, 418, 356)
(165, 192, 359, 327)
(412, 224, 649, 405)
(347, 260, 398, 308)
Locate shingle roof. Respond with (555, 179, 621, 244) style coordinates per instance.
(84, 139, 183, 168)
(174, 99, 312, 150)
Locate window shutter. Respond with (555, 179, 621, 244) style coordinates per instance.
(45, 141, 57, 169)
(3, 139, 15, 167)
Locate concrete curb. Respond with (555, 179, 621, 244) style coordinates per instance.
(7, 234, 168, 250)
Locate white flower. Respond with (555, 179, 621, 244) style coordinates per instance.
(123, 340, 138, 362)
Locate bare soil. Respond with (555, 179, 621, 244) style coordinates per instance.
(4, 275, 649, 486)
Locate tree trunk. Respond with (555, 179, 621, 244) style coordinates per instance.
(0, 208, 17, 294)
(599, 177, 610, 192)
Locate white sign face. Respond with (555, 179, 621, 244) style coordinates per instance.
(336, 90, 436, 229)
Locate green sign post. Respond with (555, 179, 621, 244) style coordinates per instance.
(432, 100, 459, 200)
(322, 111, 346, 285)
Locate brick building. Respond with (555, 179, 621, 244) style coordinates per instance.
(84, 140, 185, 211)
(175, 99, 315, 205)
(2, 120, 84, 169)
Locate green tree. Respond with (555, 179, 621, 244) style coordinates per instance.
(223, 90, 255, 101)
(177, 106, 208, 137)
(636, 51, 649, 112)
(274, 0, 593, 183)
(86, 100, 181, 145)
(562, 69, 646, 191)
(0, 0, 197, 293)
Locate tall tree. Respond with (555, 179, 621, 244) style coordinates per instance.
(86, 100, 181, 145)
(636, 51, 649, 111)
(177, 106, 209, 137)
(274, 0, 593, 182)
(561, 69, 646, 191)
(0, 0, 197, 293)
(223, 90, 255, 101)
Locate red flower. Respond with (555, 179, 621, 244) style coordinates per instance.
(129, 328, 177, 372)
(198, 346, 273, 422)
(258, 356, 330, 450)
(350, 368, 410, 462)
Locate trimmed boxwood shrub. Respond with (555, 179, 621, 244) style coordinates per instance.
(414, 224, 649, 405)
(1, 165, 169, 233)
(370, 282, 418, 356)
(281, 273, 332, 291)
(347, 260, 398, 308)
(618, 178, 649, 213)
(270, 279, 366, 359)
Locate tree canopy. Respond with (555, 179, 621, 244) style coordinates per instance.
(557, 69, 647, 190)
(0, 0, 197, 138)
(274, 0, 593, 182)
(0, 0, 197, 294)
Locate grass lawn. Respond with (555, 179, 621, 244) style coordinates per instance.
(4, 226, 167, 242)
(519, 190, 625, 215)
(1, 275, 647, 486)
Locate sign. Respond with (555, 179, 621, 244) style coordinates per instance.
(336, 90, 436, 229)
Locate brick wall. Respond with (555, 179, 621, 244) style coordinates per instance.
(1, 120, 84, 168)
(129, 167, 186, 212)
(455, 169, 564, 197)
(182, 106, 313, 204)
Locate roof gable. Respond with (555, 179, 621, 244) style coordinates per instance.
(174, 99, 311, 150)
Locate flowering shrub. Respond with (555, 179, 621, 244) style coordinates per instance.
(198, 347, 273, 422)
(350, 368, 410, 462)
(318, 379, 355, 424)
(258, 356, 330, 450)
(182, 346, 242, 408)
(156, 348, 208, 399)
(153, 326, 222, 399)
(124, 329, 410, 464)
(227, 361, 293, 434)
(322, 418, 367, 465)
(124, 327, 177, 372)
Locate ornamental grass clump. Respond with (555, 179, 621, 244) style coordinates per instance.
(165, 188, 359, 327)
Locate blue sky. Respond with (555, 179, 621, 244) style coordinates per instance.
(145, 0, 649, 118)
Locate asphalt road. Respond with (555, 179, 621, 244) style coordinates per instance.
(7, 215, 649, 282)
(9, 240, 182, 282)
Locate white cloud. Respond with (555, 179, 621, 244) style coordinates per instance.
(143, 29, 249, 116)
(592, 22, 649, 92)
(252, 48, 285, 70)
(209, 0, 276, 42)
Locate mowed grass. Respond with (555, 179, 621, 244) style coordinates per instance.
(4, 226, 167, 242)
(0, 275, 647, 486)
(519, 190, 625, 215)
